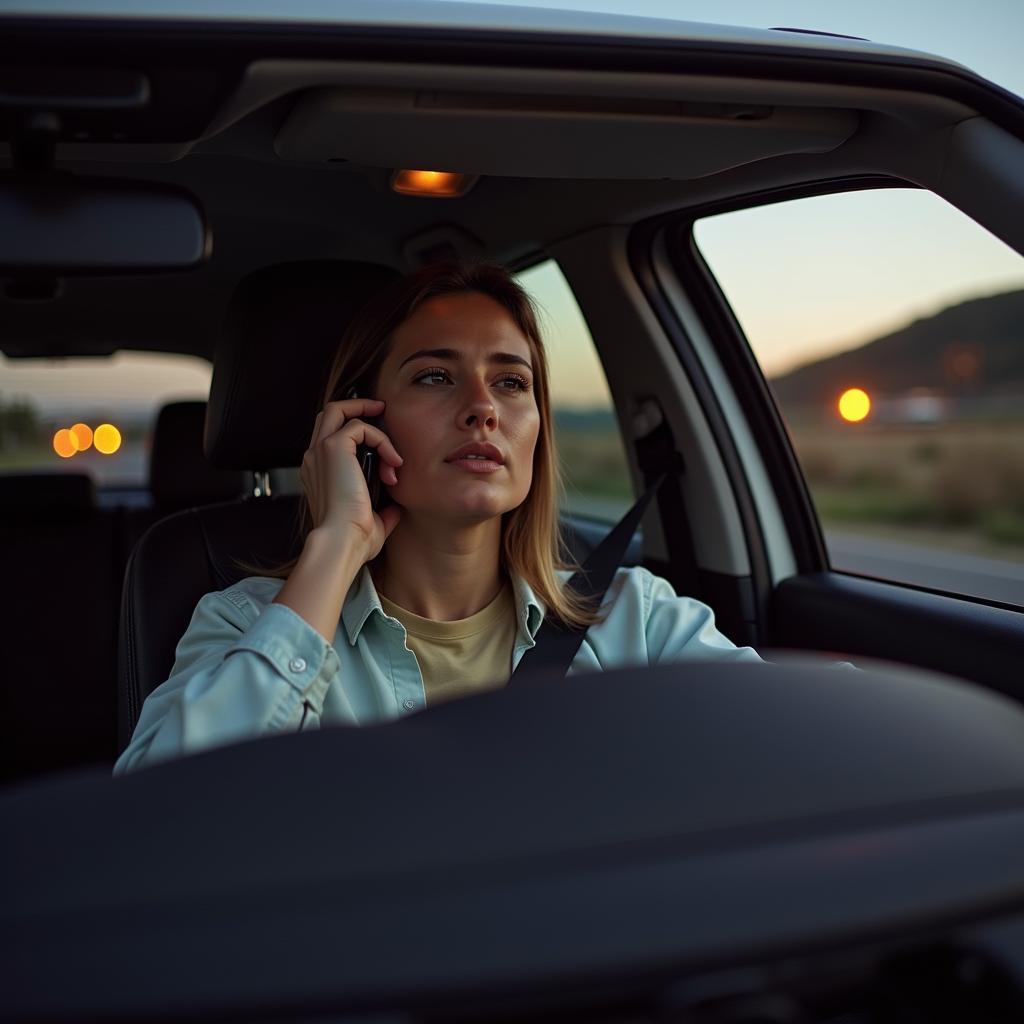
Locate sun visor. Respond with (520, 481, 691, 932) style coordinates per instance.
(274, 88, 858, 179)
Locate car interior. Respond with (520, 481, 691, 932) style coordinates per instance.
(3, 16, 1021, 782)
(4, 7, 1024, 1020)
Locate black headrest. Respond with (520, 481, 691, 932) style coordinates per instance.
(0, 472, 95, 524)
(150, 402, 248, 512)
(205, 260, 399, 470)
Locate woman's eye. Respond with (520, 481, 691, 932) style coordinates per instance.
(413, 368, 531, 392)
(414, 368, 452, 385)
(498, 374, 532, 392)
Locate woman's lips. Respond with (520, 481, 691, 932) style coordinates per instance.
(447, 458, 503, 473)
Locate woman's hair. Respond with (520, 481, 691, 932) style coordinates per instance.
(265, 261, 603, 629)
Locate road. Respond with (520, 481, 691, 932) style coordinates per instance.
(563, 495, 1022, 605)
(826, 529, 1024, 605)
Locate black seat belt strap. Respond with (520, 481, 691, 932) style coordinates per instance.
(510, 470, 669, 683)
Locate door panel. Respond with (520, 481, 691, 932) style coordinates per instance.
(773, 572, 1024, 702)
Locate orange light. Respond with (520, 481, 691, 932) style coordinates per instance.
(70, 422, 94, 452)
(53, 428, 77, 459)
(391, 169, 472, 197)
(93, 423, 122, 455)
(838, 388, 871, 423)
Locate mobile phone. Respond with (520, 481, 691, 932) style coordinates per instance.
(344, 386, 384, 511)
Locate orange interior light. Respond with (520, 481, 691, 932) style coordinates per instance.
(53, 428, 77, 459)
(838, 388, 871, 423)
(70, 422, 94, 452)
(94, 423, 122, 455)
(391, 169, 471, 197)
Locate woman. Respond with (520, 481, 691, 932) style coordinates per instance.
(115, 263, 759, 774)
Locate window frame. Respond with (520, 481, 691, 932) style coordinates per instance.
(660, 174, 1024, 615)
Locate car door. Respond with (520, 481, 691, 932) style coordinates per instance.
(534, 41, 1024, 698)
(635, 166, 1024, 699)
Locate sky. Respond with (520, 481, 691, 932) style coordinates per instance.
(0, 351, 212, 421)
(695, 189, 1024, 377)
(4, 0, 1023, 415)
(455, 0, 1024, 100)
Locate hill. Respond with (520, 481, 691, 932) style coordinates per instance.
(769, 289, 1024, 408)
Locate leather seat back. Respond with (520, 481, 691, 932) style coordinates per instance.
(119, 401, 250, 568)
(117, 260, 399, 750)
(118, 495, 303, 749)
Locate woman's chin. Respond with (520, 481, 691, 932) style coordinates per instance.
(403, 495, 518, 523)
(391, 476, 528, 523)
(450, 496, 513, 521)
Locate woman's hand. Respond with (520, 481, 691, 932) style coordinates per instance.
(300, 397, 404, 563)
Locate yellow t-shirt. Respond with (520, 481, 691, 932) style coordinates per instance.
(379, 585, 517, 707)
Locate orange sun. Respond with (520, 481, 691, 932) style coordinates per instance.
(838, 388, 871, 423)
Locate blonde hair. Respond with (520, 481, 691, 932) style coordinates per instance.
(266, 262, 603, 629)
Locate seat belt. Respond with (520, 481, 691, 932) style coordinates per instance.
(510, 469, 670, 683)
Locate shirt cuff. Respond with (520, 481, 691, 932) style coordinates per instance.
(229, 601, 338, 696)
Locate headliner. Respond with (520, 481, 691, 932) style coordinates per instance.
(0, 9, 1012, 362)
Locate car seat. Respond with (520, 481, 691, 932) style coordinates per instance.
(117, 260, 400, 751)
(118, 401, 250, 566)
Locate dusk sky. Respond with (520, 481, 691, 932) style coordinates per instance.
(695, 189, 1024, 377)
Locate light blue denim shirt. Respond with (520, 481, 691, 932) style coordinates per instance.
(114, 565, 762, 774)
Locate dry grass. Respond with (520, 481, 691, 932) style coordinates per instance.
(556, 429, 634, 500)
(790, 420, 1024, 549)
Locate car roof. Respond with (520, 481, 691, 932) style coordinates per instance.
(0, 0, 976, 72)
(0, 1, 1017, 363)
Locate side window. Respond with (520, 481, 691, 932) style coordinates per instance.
(0, 352, 212, 499)
(515, 259, 634, 522)
(694, 188, 1024, 605)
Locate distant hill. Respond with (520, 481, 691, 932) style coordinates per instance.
(769, 289, 1024, 408)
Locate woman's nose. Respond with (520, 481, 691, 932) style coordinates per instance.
(460, 382, 497, 429)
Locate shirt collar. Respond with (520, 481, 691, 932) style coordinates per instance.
(341, 565, 548, 646)
(511, 572, 547, 641)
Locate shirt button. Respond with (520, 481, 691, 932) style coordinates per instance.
(402, 698, 417, 711)
(288, 657, 307, 673)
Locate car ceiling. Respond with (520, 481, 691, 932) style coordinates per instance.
(0, 12, 1018, 363)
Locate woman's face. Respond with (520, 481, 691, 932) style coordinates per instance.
(373, 290, 542, 523)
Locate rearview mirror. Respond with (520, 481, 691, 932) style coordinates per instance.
(0, 178, 211, 274)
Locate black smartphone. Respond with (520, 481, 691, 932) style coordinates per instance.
(344, 386, 384, 511)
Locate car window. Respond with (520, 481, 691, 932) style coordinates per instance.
(0, 352, 212, 500)
(514, 259, 634, 523)
(693, 187, 1024, 606)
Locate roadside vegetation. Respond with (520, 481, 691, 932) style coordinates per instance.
(552, 411, 1024, 562)
(790, 419, 1024, 559)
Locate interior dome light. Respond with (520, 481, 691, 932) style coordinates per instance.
(391, 169, 473, 197)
